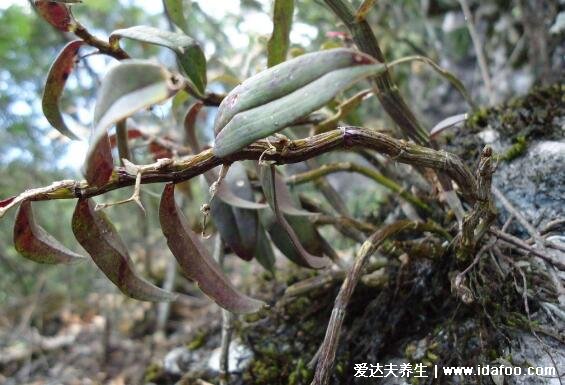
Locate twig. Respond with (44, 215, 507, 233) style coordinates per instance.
(0, 127, 478, 219)
(215, 236, 233, 385)
(458, 147, 496, 260)
(311, 220, 445, 385)
(322, 0, 430, 146)
(492, 186, 544, 246)
(489, 228, 565, 271)
(287, 161, 431, 212)
(156, 258, 178, 333)
(457, 0, 495, 104)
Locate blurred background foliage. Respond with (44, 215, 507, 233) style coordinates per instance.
(0, 0, 563, 320)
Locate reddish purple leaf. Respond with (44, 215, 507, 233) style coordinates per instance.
(85, 60, 182, 187)
(14, 201, 84, 264)
(42, 40, 84, 140)
(84, 132, 114, 187)
(34, 1, 75, 32)
(159, 183, 265, 313)
(72, 198, 177, 302)
(0, 196, 16, 209)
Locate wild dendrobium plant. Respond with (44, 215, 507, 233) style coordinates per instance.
(6, 1, 560, 384)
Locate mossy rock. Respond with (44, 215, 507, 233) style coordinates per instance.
(444, 83, 564, 166)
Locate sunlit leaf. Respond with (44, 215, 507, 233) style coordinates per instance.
(72, 198, 177, 302)
(430, 113, 468, 138)
(110, 26, 207, 93)
(159, 183, 265, 313)
(267, 0, 294, 67)
(34, 1, 75, 32)
(214, 48, 376, 134)
(14, 201, 84, 264)
(214, 49, 385, 157)
(85, 60, 183, 186)
(42, 40, 84, 140)
(164, 0, 188, 33)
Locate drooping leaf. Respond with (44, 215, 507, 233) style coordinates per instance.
(110, 26, 207, 93)
(14, 201, 84, 264)
(221, 163, 260, 253)
(85, 60, 183, 186)
(254, 225, 276, 274)
(184, 101, 204, 153)
(214, 50, 386, 157)
(204, 166, 260, 261)
(34, 1, 75, 32)
(430, 113, 468, 138)
(259, 164, 315, 217)
(210, 196, 254, 260)
(0, 196, 16, 209)
(260, 165, 329, 269)
(267, 0, 295, 67)
(85, 132, 114, 187)
(159, 183, 265, 313)
(108, 127, 143, 147)
(42, 40, 84, 140)
(164, 0, 188, 33)
(72, 198, 177, 302)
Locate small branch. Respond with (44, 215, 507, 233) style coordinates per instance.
(0, 127, 477, 218)
(489, 228, 565, 271)
(287, 161, 431, 212)
(73, 22, 224, 106)
(214, 236, 233, 385)
(457, 0, 495, 104)
(311, 220, 442, 385)
(73, 22, 130, 60)
(458, 147, 496, 260)
(322, 0, 430, 146)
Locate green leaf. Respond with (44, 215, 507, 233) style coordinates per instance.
(164, 0, 188, 33)
(259, 164, 329, 269)
(72, 198, 177, 302)
(214, 50, 386, 157)
(85, 60, 183, 186)
(14, 201, 84, 264)
(159, 184, 265, 314)
(254, 225, 276, 274)
(205, 164, 263, 261)
(214, 48, 376, 134)
(110, 26, 207, 93)
(220, 163, 260, 254)
(267, 0, 294, 68)
(259, 164, 315, 217)
(42, 40, 83, 140)
(34, 1, 75, 32)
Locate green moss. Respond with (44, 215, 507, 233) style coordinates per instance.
(446, 83, 564, 166)
(186, 330, 208, 350)
(143, 362, 163, 383)
(500, 135, 527, 161)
